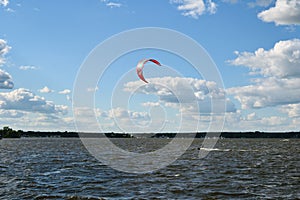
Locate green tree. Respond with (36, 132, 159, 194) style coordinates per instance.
(0, 126, 21, 138)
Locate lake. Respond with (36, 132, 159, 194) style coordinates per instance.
(0, 138, 299, 199)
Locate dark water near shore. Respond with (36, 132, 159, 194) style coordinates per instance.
(0, 138, 299, 199)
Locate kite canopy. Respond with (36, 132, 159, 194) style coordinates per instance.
(136, 59, 161, 83)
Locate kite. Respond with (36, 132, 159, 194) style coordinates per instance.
(136, 59, 161, 83)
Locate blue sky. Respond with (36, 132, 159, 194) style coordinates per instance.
(0, 0, 300, 132)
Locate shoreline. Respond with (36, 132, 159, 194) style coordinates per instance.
(1, 130, 300, 139)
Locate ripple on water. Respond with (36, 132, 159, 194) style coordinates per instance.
(0, 138, 299, 199)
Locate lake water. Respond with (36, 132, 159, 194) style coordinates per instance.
(0, 138, 299, 199)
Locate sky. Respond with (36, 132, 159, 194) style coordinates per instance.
(0, 0, 299, 132)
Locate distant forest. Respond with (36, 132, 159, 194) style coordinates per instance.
(0, 126, 299, 139)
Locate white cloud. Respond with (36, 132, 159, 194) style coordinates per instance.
(207, 0, 217, 14)
(228, 39, 300, 78)
(100, 0, 122, 8)
(280, 103, 300, 118)
(0, 0, 8, 7)
(246, 112, 257, 120)
(104, 107, 150, 122)
(0, 109, 24, 118)
(222, 111, 292, 131)
(0, 112, 75, 131)
(74, 107, 153, 132)
(228, 39, 300, 110)
(124, 77, 236, 114)
(258, 0, 300, 25)
(227, 38, 300, 131)
(0, 40, 13, 89)
(59, 89, 71, 94)
(261, 116, 287, 126)
(170, 0, 216, 18)
(0, 88, 68, 115)
(19, 65, 38, 70)
(97, 107, 172, 132)
(0, 39, 11, 65)
(59, 89, 71, 101)
(39, 86, 54, 93)
(106, 2, 122, 8)
(228, 77, 300, 109)
(73, 107, 101, 131)
(141, 102, 161, 107)
(0, 69, 13, 89)
(125, 77, 216, 102)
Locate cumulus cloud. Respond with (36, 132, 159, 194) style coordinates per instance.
(228, 77, 300, 109)
(280, 103, 300, 118)
(3, 113, 75, 131)
(141, 102, 161, 107)
(170, 0, 217, 18)
(222, 111, 292, 131)
(0, 109, 24, 118)
(0, 88, 68, 115)
(106, 2, 121, 8)
(124, 77, 236, 114)
(258, 0, 300, 25)
(59, 89, 71, 101)
(97, 106, 173, 132)
(59, 89, 71, 94)
(0, 39, 11, 65)
(73, 106, 153, 132)
(100, 0, 122, 8)
(73, 107, 100, 131)
(125, 77, 221, 101)
(0, 40, 13, 89)
(39, 86, 54, 93)
(0, 0, 8, 7)
(228, 39, 300, 110)
(207, 0, 217, 14)
(228, 39, 300, 78)
(103, 107, 150, 123)
(261, 116, 287, 126)
(76, 107, 150, 124)
(0, 69, 14, 89)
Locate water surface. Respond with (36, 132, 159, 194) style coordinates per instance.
(0, 138, 299, 199)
